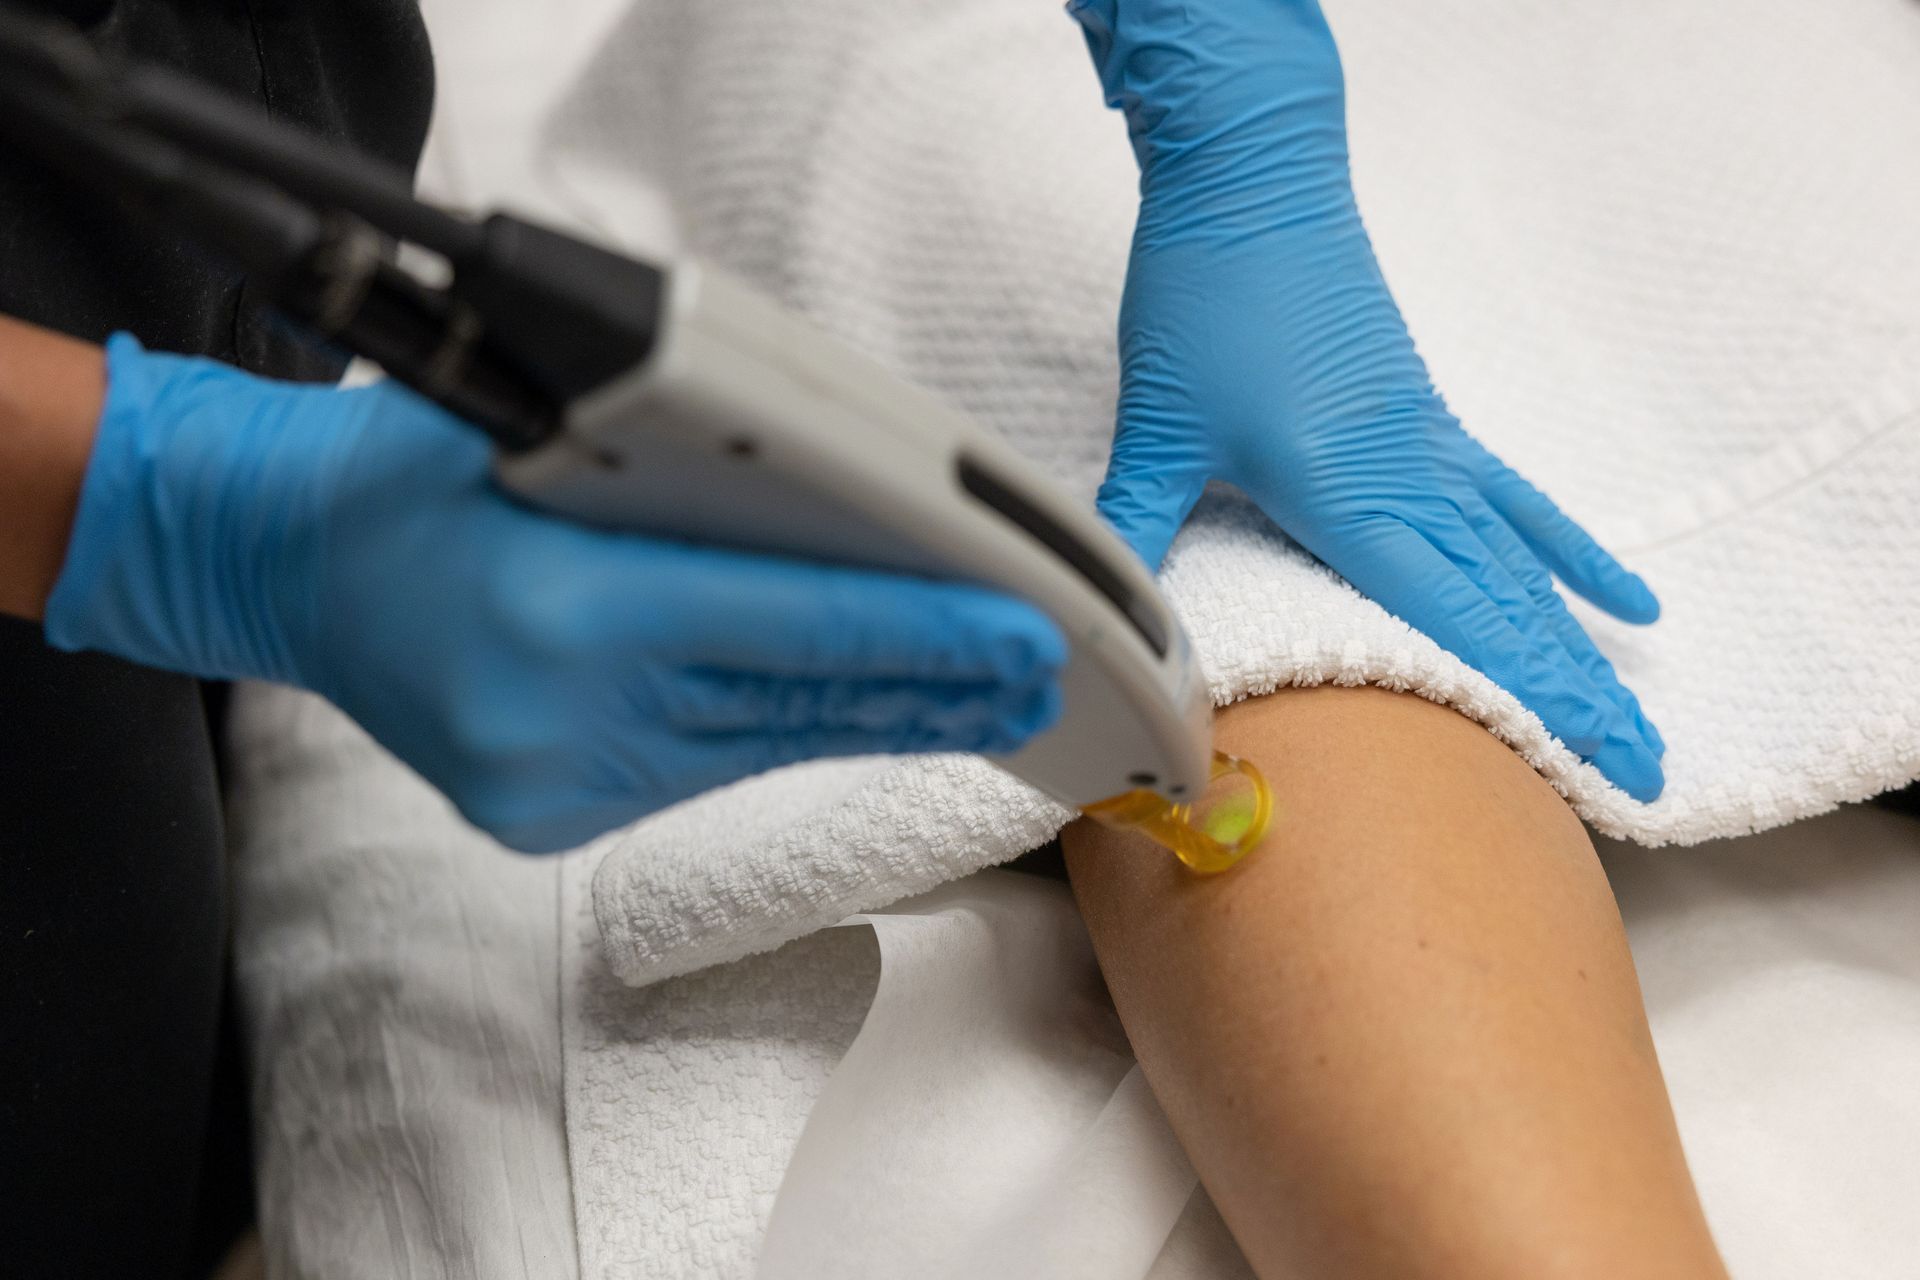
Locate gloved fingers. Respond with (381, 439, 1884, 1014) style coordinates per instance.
(628, 545, 1069, 685)
(1329, 517, 1605, 756)
(515, 681, 1063, 854)
(1621, 678, 1664, 758)
(1473, 453, 1661, 625)
(468, 798, 627, 857)
(1449, 507, 1614, 718)
(690, 681, 1066, 777)
(1331, 516, 1663, 801)
(1429, 513, 1663, 797)
(1094, 444, 1210, 570)
(1466, 508, 1666, 760)
(655, 670, 1053, 740)
(470, 673, 1049, 851)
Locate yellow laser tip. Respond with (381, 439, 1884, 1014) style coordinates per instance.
(1082, 750, 1275, 875)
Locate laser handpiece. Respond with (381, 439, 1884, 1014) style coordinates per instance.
(0, 11, 1271, 871)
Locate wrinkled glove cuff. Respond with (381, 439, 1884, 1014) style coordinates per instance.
(1067, 0, 1348, 190)
(43, 334, 313, 686)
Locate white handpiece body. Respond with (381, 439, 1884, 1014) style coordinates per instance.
(496, 260, 1211, 808)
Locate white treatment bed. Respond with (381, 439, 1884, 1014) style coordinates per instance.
(230, 1, 1920, 1275)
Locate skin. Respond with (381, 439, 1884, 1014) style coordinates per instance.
(1065, 686, 1729, 1280)
(0, 316, 103, 621)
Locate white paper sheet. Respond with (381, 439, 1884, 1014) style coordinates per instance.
(759, 874, 1201, 1279)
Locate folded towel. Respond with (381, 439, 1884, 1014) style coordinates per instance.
(549, 0, 1920, 987)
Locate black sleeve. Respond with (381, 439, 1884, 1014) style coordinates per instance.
(0, 0, 433, 381)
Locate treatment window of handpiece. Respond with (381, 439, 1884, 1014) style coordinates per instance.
(0, 8, 1274, 874)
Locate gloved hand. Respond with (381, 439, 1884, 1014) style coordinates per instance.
(1070, 0, 1665, 800)
(44, 337, 1066, 851)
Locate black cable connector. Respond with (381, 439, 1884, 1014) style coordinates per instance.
(0, 5, 659, 453)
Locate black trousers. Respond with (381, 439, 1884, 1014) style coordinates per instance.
(0, 619, 228, 1276)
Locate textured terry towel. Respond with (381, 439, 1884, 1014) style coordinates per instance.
(560, 0, 1920, 986)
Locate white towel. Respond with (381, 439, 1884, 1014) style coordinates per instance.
(555, 0, 1920, 987)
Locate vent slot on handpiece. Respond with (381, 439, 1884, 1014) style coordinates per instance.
(954, 454, 1169, 658)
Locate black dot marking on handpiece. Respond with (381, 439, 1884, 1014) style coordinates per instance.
(724, 437, 759, 459)
(1128, 772, 1159, 788)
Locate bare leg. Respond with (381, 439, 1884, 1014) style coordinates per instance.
(1064, 686, 1726, 1280)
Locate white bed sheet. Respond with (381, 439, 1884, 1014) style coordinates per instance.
(1605, 807, 1920, 1280)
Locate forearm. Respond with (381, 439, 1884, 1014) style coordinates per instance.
(0, 316, 105, 621)
(1064, 687, 1724, 1279)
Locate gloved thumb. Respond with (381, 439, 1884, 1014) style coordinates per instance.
(1095, 440, 1208, 571)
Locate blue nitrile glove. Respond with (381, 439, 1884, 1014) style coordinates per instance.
(1069, 0, 1665, 800)
(43, 336, 1066, 851)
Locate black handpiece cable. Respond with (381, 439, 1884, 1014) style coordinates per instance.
(0, 26, 559, 447)
(0, 8, 661, 450)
